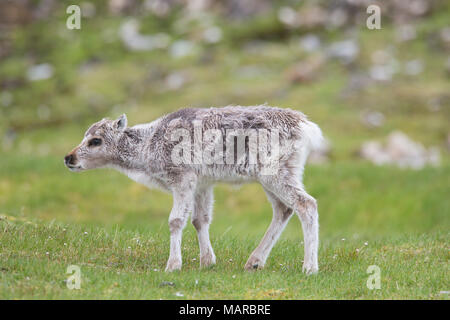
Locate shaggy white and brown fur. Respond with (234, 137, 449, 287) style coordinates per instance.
(65, 105, 323, 274)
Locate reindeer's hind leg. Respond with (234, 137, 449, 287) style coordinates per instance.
(192, 186, 216, 267)
(261, 178, 319, 275)
(244, 188, 294, 271)
(293, 189, 319, 275)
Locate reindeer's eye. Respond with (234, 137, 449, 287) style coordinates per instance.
(88, 138, 102, 147)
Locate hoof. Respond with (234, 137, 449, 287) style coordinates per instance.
(165, 259, 182, 272)
(200, 252, 216, 268)
(244, 256, 264, 271)
(302, 263, 318, 275)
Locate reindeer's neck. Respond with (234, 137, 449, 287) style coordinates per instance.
(112, 122, 156, 172)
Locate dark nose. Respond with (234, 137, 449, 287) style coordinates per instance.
(64, 154, 75, 165)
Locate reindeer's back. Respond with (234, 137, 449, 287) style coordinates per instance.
(156, 105, 305, 137)
(148, 105, 309, 175)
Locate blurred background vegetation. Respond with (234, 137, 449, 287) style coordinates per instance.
(0, 0, 449, 242)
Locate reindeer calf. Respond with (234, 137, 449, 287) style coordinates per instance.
(65, 105, 323, 274)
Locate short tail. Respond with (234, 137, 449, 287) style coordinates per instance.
(302, 120, 324, 152)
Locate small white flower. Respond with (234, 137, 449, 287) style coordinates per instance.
(127, 246, 131, 249)
(84, 232, 88, 235)
(341, 238, 346, 241)
(356, 248, 360, 252)
(192, 258, 196, 261)
(63, 243, 67, 246)
(195, 279, 199, 285)
(175, 292, 184, 297)
(232, 275, 236, 279)
(45, 252, 49, 255)
(153, 268, 159, 272)
(364, 242, 368, 246)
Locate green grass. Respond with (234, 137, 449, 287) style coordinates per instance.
(1, 1, 449, 299)
(0, 216, 448, 299)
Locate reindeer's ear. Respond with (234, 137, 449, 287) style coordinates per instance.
(115, 114, 127, 131)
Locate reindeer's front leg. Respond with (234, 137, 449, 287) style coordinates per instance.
(165, 175, 196, 272)
(192, 186, 216, 267)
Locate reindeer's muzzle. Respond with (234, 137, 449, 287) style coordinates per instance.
(64, 154, 76, 165)
(64, 153, 82, 171)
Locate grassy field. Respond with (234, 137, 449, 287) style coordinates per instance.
(0, 1, 449, 299)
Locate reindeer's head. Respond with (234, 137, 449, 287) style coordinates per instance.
(64, 114, 128, 172)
